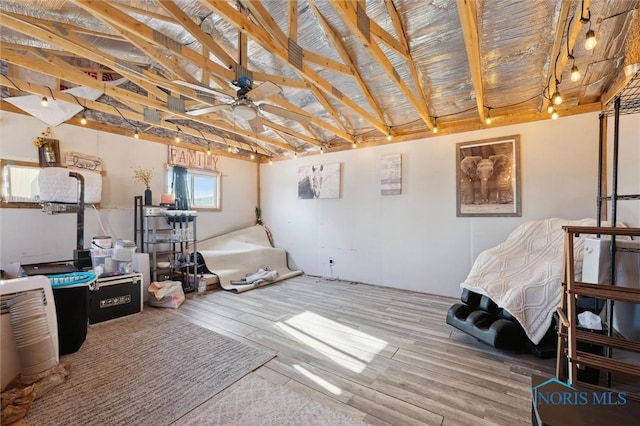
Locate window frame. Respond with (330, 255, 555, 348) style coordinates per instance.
(1, 159, 42, 208)
(166, 166, 221, 211)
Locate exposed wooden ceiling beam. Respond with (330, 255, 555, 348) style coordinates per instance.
(288, 0, 298, 42)
(204, 0, 386, 137)
(1, 48, 297, 153)
(156, 0, 237, 71)
(383, 0, 435, 127)
(457, 0, 486, 123)
(0, 74, 270, 156)
(308, 2, 385, 124)
(330, 0, 435, 131)
(70, 0, 235, 82)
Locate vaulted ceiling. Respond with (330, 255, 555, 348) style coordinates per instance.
(1, 0, 639, 160)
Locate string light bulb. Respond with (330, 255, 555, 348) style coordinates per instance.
(551, 110, 559, 120)
(175, 134, 180, 143)
(433, 125, 438, 134)
(80, 112, 87, 125)
(552, 89, 562, 106)
(387, 133, 392, 141)
(320, 147, 324, 154)
(207, 143, 211, 156)
(585, 29, 597, 50)
(41, 96, 48, 107)
(294, 152, 298, 158)
(227, 145, 232, 152)
(547, 104, 555, 114)
(352, 142, 357, 149)
(250, 153, 255, 160)
(570, 64, 580, 82)
(134, 129, 139, 139)
(269, 158, 273, 165)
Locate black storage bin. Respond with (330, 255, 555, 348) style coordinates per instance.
(52, 286, 89, 355)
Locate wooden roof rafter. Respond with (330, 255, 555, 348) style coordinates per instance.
(456, 0, 487, 123)
(0, 74, 271, 156)
(204, 0, 387, 138)
(329, 0, 435, 132)
(308, 1, 386, 125)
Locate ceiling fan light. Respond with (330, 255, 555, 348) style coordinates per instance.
(234, 104, 257, 120)
(585, 30, 597, 50)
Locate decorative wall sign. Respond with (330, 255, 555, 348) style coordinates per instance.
(381, 153, 402, 195)
(456, 135, 521, 217)
(298, 163, 341, 199)
(168, 146, 219, 172)
(65, 152, 103, 171)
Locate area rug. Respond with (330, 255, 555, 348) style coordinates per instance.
(25, 308, 275, 425)
(198, 225, 303, 293)
(172, 373, 370, 426)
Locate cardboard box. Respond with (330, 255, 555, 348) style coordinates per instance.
(89, 273, 143, 325)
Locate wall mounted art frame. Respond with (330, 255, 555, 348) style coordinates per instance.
(298, 163, 341, 199)
(381, 153, 402, 195)
(456, 135, 521, 217)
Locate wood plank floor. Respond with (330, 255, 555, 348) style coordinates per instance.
(171, 275, 558, 426)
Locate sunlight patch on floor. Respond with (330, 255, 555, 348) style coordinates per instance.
(293, 364, 342, 395)
(276, 311, 388, 373)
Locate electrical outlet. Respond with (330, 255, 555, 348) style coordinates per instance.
(329, 257, 334, 265)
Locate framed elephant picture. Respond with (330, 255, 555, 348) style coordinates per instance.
(456, 135, 521, 217)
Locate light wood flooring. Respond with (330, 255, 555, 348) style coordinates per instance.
(170, 275, 560, 426)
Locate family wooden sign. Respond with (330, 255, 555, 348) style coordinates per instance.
(168, 146, 218, 172)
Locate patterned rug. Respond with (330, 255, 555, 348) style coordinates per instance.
(172, 374, 370, 426)
(25, 307, 275, 425)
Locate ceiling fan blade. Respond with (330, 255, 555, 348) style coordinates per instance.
(186, 104, 231, 116)
(259, 104, 312, 125)
(247, 81, 281, 101)
(172, 80, 229, 98)
(247, 116, 265, 133)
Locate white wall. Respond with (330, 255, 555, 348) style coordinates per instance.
(0, 111, 258, 265)
(260, 112, 640, 298)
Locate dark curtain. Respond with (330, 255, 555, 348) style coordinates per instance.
(172, 166, 190, 210)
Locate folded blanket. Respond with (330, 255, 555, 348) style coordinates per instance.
(460, 218, 619, 344)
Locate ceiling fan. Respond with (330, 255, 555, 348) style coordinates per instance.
(174, 77, 311, 133)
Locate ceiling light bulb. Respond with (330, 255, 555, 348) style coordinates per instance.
(570, 65, 580, 82)
(207, 146, 211, 156)
(294, 152, 298, 158)
(134, 129, 139, 139)
(234, 103, 257, 120)
(352, 142, 357, 149)
(80, 113, 87, 125)
(269, 158, 273, 165)
(433, 125, 438, 134)
(250, 153, 255, 160)
(228, 146, 232, 152)
(41, 96, 48, 107)
(175, 135, 180, 143)
(552, 90, 562, 106)
(320, 147, 324, 154)
(485, 116, 492, 125)
(547, 105, 555, 114)
(552, 110, 559, 120)
(585, 30, 597, 50)
(387, 134, 392, 141)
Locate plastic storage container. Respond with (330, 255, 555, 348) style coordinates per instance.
(91, 240, 136, 277)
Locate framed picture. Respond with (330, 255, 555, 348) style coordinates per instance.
(381, 153, 402, 195)
(298, 163, 341, 199)
(456, 135, 521, 217)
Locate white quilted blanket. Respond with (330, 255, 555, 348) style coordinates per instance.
(460, 218, 604, 344)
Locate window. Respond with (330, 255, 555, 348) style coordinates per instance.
(1, 161, 41, 205)
(166, 168, 220, 210)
